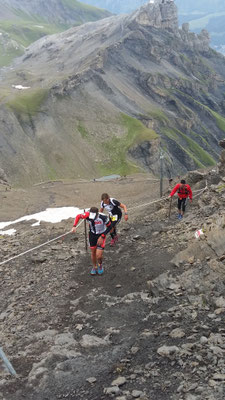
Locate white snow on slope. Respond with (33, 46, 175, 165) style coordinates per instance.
(0, 207, 83, 235)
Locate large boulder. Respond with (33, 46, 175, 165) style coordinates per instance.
(186, 170, 206, 185)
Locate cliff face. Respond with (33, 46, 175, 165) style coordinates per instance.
(0, 1, 225, 185)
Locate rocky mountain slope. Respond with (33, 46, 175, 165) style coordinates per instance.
(0, 0, 110, 67)
(0, 142, 224, 400)
(1, 0, 225, 186)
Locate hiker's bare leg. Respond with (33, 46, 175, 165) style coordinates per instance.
(91, 248, 97, 268)
(96, 249, 103, 266)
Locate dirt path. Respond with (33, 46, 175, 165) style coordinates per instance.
(0, 209, 178, 400)
(0, 174, 166, 221)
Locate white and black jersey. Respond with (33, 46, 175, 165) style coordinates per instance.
(74, 211, 111, 235)
(87, 213, 110, 235)
(101, 198, 122, 219)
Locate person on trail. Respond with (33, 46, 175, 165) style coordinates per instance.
(71, 207, 112, 275)
(169, 179, 192, 220)
(100, 193, 128, 246)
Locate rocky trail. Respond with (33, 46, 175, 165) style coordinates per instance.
(0, 156, 225, 399)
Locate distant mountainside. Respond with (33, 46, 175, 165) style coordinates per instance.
(79, 0, 146, 14)
(1, 0, 225, 186)
(0, 0, 111, 67)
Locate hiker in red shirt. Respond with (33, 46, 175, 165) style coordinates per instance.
(169, 179, 192, 220)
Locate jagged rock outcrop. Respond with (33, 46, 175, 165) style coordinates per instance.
(130, 0, 178, 30)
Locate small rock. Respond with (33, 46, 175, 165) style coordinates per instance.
(200, 336, 208, 345)
(157, 345, 179, 357)
(104, 386, 120, 395)
(86, 377, 97, 384)
(132, 390, 144, 398)
(111, 376, 126, 387)
(80, 334, 109, 348)
(212, 373, 225, 381)
(131, 346, 139, 354)
(133, 235, 141, 240)
(169, 328, 185, 338)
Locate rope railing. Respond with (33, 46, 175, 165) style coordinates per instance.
(0, 184, 209, 267)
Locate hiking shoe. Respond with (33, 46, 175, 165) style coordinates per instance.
(97, 264, 104, 275)
(90, 267, 97, 275)
(110, 238, 116, 246)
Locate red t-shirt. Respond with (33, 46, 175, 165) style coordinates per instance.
(170, 184, 192, 199)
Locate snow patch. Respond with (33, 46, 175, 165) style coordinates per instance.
(0, 207, 83, 232)
(0, 229, 16, 236)
(12, 85, 31, 90)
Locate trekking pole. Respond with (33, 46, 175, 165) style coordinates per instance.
(84, 210, 88, 252)
(0, 347, 17, 376)
(168, 197, 172, 219)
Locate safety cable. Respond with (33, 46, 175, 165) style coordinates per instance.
(0, 220, 84, 267)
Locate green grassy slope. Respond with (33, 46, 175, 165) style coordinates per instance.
(0, 1, 110, 67)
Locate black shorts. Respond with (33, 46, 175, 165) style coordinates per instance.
(178, 198, 187, 212)
(89, 231, 106, 250)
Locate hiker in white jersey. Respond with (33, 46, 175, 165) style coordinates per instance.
(100, 193, 128, 246)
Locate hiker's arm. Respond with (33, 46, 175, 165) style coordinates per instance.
(72, 211, 89, 232)
(169, 184, 179, 198)
(188, 186, 193, 201)
(120, 203, 128, 221)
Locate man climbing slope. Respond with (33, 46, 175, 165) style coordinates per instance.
(169, 179, 192, 219)
(71, 207, 112, 275)
(100, 193, 128, 246)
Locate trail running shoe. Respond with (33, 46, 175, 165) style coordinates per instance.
(178, 214, 183, 220)
(110, 238, 116, 246)
(97, 264, 104, 275)
(90, 267, 97, 275)
(114, 235, 119, 242)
